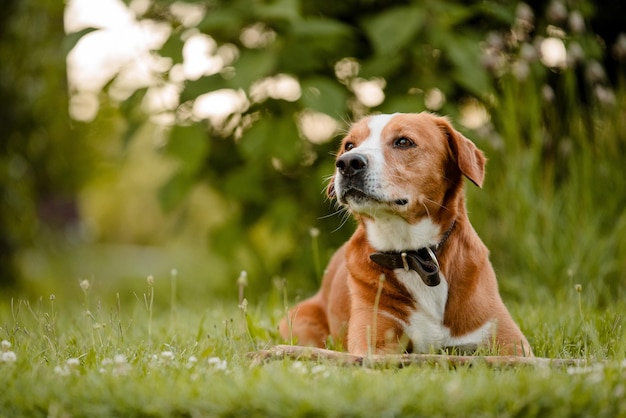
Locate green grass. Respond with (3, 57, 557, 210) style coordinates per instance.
(1, 275, 625, 417)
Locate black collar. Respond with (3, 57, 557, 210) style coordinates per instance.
(369, 220, 456, 287)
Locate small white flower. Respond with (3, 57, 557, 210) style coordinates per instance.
(1, 351, 17, 363)
(79, 280, 90, 291)
(311, 365, 327, 375)
(208, 356, 227, 370)
(66, 358, 80, 367)
(114, 354, 127, 364)
(147, 275, 155, 286)
(237, 271, 248, 287)
(161, 351, 175, 360)
(1, 340, 11, 351)
(54, 366, 71, 376)
(102, 358, 113, 366)
(186, 355, 198, 369)
(290, 361, 308, 374)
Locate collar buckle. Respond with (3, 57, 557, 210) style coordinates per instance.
(400, 252, 410, 271)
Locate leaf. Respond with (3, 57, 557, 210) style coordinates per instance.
(164, 124, 210, 173)
(159, 33, 184, 64)
(359, 54, 405, 79)
(232, 50, 277, 90)
(280, 18, 355, 74)
(254, 0, 301, 23)
(299, 77, 349, 117)
(180, 74, 227, 103)
(239, 117, 301, 166)
(197, 8, 242, 39)
(64, 27, 99, 55)
(378, 95, 425, 114)
(291, 18, 352, 38)
(158, 170, 196, 213)
(120, 88, 148, 147)
(158, 124, 210, 212)
(440, 33, 493, 98)
(361, 6, 425, 55)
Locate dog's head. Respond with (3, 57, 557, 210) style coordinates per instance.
(328, 113, 486, 228)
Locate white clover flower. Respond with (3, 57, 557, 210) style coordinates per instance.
(290, 361, 308, 374)
(311, 365, 327, 375)
(1, 340, 11, 351)
(79, 279, 90, 291)
(114, 354, 127, 364)
(66, 358, 80, 367)
(186, 355, 198, 369)
(161, 351, 175, 360)
(1, 351, 17, 363)
(208, 356, 227, 370)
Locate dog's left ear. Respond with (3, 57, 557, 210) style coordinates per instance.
(438, 119, 486, 188)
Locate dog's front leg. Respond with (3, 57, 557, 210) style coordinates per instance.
(347, 296, 406, 355)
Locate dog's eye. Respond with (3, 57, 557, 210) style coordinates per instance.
(393, 137, 415, 148)
(344, 142, 355, 151)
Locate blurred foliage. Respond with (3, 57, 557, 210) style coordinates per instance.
(0, 0, 96, 286)
(98, 0, 626, 298)
(2, 0, 625, 306)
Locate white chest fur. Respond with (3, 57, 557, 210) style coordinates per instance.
(394, 269, 492, 352)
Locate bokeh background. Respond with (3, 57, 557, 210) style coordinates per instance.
(1, 0, 624, 308)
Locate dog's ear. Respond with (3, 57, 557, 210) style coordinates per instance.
(438, 119, 486, 188)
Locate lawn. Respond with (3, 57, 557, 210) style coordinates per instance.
(1, 273, 625, 417)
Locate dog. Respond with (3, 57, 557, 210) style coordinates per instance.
(279, 112, 532, 356)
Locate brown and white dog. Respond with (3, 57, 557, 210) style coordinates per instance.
(279, 112, 532, 356)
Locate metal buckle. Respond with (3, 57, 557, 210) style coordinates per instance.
(401, 252, 409, 271)
(425, 247, 439, 271)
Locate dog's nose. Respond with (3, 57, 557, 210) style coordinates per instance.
(336, 153, 368, 177)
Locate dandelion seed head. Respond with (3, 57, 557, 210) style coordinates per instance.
(147, 275, 155, 286)
(1, 340, 11, 350)
(575, 284, 582, 293)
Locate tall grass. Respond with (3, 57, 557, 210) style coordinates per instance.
(465, 70, 626, 309)
(1, 273, 625, 417)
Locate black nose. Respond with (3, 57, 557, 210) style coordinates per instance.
(336, 153, 368, 177)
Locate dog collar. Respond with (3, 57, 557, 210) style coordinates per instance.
(369, 220, 456, 287)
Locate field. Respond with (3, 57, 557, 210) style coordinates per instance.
(1, 270, 625, 417)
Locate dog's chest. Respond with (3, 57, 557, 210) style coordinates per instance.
(394, 269, 490, 352)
